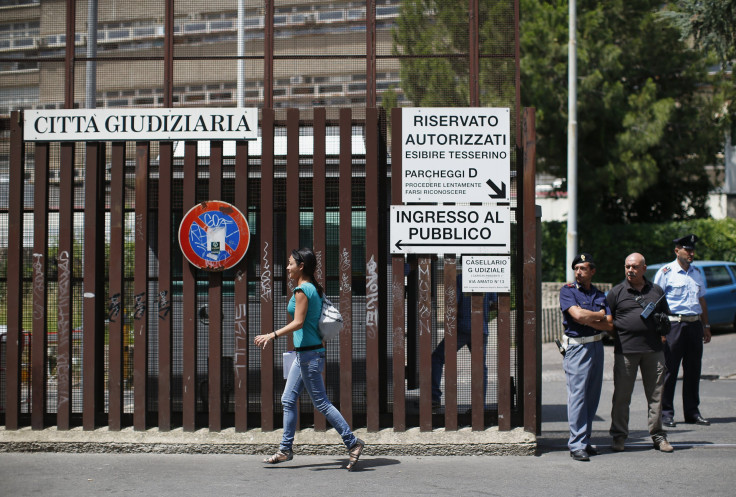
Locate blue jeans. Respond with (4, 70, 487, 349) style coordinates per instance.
(431, 332, 488, 404)
(564, 340, 604, 452)
(280, 350, 357, 452)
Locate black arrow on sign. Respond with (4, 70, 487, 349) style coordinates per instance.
(394, 240, 506, 251)
(486, 179, 507, 199)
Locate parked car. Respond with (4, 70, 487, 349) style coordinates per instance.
(645, 261, 736, 329)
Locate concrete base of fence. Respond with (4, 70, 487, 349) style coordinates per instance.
(0, 426, 536, 456)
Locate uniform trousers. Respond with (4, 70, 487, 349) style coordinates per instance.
(563, 340, 604, 452)
(662, 320, 704, 420)
(609, 350, 667, 442)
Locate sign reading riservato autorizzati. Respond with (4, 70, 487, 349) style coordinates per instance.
(402, 107, 510, 203)
(23, 108, 258, 142)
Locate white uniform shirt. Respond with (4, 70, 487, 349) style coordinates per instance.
(653, 259, 705, 316)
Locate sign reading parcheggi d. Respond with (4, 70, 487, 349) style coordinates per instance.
(402, 107, 510, 203)
(390, 205, 510, 255)
(23, 108, 258, 142)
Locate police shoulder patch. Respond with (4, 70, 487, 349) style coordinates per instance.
(566, 283, 575, 288)
(661, 267, 671, 274)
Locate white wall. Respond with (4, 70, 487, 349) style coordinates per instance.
(536, 193, 729, 223)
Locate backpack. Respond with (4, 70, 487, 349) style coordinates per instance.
(318, 296, 343, 341)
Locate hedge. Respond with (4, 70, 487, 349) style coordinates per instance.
(541, 218, 736, 283)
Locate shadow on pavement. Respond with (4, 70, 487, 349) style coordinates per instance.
(260, 457, 401, 472)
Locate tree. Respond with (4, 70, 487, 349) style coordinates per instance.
(660, 1, 736, 64)
(520, 0, 724, 224)
(659, 1, 736, 137)
(391, 0, 517, 108)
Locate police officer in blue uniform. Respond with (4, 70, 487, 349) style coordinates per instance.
(654, 234, 712, 427)
(559, 253, 613, 461)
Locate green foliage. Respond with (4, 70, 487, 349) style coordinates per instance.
(659, 0, 736, 146)
(392, 0, 516, 108)
(659, 1, 736, 64)
(542, 218, 736, 283)
(521, 0, 725, 224)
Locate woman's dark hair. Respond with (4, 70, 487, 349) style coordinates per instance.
(292, 247, 323, 297)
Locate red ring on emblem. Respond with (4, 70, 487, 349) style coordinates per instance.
(178, 200, 250, 271)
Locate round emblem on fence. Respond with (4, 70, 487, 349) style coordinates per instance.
(178, 200, 250, 271)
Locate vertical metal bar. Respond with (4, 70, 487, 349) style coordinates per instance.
(366, 0, 376, 107)
(57, 142, 75, 430)
(471, 294, 484, 430)
(208, 141, 223, 432)
(338, 108, 353, 425)
(182, 142, 198, 431)
(133, 142, 150, 431)
(377, 108, 389, 417)
(469, 0, 479, 106)
(163, 0, 174, 107)
(31, 143, 49, 430)
(234, 140, 250, 431)
(365, 108, 380, 431)
(6, 111, 24, 430)
(443, 258, 458, 430)
(260, 109, 276, 431)
(390, 108, 405, 432)
(417, 257, 432, 431)
(108, 142, 126, 431)
(83, 142, 105, 430)
(285, 110, 299, 429)
(497, 294, 511, 431)
(312, 108, 327, 432)
(64, 0, 76, 108)
(158, 141, 174, 431)
(264, 0, 274, 109)
(522, 108, 538, 433)
(286, 110, 299, 319)
(514, 0, 522, 143)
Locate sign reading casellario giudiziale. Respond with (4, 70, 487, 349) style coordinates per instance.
(23, 108, 258, 142)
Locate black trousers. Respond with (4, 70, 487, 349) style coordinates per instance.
(662, 320, 704, 419)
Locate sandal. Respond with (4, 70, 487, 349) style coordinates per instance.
(263, 449, 293, 464)
(346, 438, 365, 471)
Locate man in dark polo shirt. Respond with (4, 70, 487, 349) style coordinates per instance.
(607, 252, 673, 453)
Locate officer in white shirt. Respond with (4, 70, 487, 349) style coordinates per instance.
(653, 234, 711, 427)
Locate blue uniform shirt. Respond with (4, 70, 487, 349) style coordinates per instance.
(653, 259, 705, 315)
(559, 282, 610, 338)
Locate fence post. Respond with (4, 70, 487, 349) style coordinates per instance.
(522, 107, 539, 433)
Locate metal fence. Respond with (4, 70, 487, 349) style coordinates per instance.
(0, 107, 539, 433)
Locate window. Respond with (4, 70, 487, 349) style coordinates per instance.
(703, 265, 734, 288)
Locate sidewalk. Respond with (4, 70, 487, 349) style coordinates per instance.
(1, 332, 735, 497)
(540, 329, 736, 450)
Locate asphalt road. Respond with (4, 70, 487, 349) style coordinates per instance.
(2, 331, 735, 497)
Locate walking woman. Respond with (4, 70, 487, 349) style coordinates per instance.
(254, 247, 365, 470)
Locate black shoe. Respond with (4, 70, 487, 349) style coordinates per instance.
(585, 445, 598, 456)
(570, 449, 590, 461)
(685, 414, 710, 426)
(662, 417, 676, 428)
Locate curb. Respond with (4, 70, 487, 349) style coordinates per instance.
(0, 426, 536, 456)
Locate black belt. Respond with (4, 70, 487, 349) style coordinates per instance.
(295, 344, 323, 352)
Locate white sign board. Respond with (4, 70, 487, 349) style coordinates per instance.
(462, 256, 511, 292)
(390, 205, 510, 254)
(402, 107, 510, 203)
(24, 108, 258, 142)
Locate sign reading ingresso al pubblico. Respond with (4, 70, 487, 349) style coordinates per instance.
(23, 108, 258, 142)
